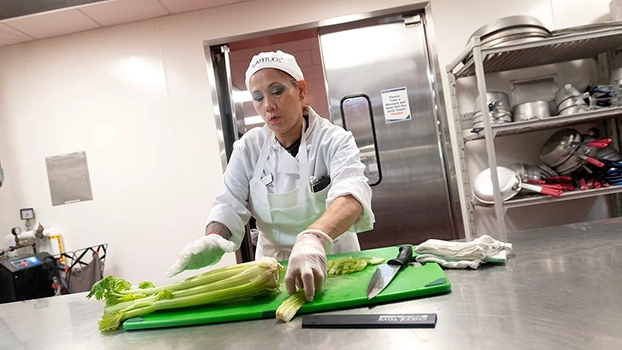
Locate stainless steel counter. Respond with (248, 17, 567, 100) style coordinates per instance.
(2, 218, 622, 350)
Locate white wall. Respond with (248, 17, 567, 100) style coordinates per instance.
(0, 16, 223, 286)
(0, 0, 614, 286)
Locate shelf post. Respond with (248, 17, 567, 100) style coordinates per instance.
(446, 69, 475, 240)
(472, 39, 508, 242)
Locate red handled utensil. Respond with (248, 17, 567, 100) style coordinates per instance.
(539, 183, 564, 191)
(544, 175, 573, 182)
(526, 179, 546, 185)
(521, 183, 563, 198)
(573, 138, 612, 148)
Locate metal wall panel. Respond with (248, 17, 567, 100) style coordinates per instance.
(45, 151, 93, 206)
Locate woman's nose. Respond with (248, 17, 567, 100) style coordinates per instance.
(263, 96, 276, 111)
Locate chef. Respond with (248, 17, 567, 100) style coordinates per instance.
(167, 50, 374, 302)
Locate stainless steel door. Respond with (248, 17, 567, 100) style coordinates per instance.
(319, 14, 458, 248)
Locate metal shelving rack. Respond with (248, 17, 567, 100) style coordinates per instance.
(447, 26, 622, 242)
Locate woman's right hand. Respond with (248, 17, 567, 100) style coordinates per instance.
(166, 234, 236, 277)
(285, 229, 333, 302)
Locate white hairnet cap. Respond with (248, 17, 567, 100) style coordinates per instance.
(245, 50, 304, 90)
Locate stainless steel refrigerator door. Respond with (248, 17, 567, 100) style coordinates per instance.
(319, 15, 456, 248)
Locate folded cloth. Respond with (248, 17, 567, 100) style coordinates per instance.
(414, 235, 512, 269)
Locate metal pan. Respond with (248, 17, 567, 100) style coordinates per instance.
(509, 162, 546, 182)
(538, 164, 558, 177)
(596, 146, 622, 161)
(472, 166, 562, 204)
(540, 128, 582, 167)
(482, 32, 550, 48)
(554, 153, 583, 175)
(467, 15, 550, 45)
(553, 143, 604, 175)
(478, 26, 551, 46)
(575, 135, 609, 168)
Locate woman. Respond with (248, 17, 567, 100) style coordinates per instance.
(167, 50, 374, 302)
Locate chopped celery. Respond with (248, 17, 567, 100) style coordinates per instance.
(326, 256, 385, 276)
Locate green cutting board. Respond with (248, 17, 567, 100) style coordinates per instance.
(123, 245, 450, 331)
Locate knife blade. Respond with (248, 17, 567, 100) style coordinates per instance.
(366, 245, 413, 300)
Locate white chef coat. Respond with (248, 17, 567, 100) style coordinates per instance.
(207, 107, 374, 259)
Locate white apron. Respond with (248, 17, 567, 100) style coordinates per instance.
(248, 123, 359, 261)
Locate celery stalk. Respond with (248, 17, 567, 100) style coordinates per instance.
(276, 290, 307, 322)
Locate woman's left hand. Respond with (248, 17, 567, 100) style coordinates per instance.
(284, 230, 333, 302)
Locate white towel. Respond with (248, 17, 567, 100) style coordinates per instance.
(414, 235, 512, 269)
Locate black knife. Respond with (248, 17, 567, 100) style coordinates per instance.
(366, 245, 413, 300)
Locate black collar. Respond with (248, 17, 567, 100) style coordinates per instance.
(283, 115, 309, 157)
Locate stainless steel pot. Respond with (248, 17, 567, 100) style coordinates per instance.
(474, 92, 512, 114)
(472, 92, 513, 129)
(472, 114, 512, 129)
(513, 101, 551, 121)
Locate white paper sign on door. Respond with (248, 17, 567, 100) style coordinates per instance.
(381, 87, 412, 123)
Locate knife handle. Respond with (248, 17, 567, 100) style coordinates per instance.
(387, 245, 413, 268)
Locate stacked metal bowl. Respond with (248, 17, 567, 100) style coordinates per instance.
(554, 84, 589, 116)
(467, 15, 552, 48)
(472, 91, 513, 130)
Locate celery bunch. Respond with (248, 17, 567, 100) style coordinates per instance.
(87, 257, 283, 332)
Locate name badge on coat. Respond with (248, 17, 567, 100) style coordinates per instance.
(261, 173, 273, 186)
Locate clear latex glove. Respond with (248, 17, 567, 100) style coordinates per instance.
(285, 229, 334, 302)
(166, 234, 236, 278)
